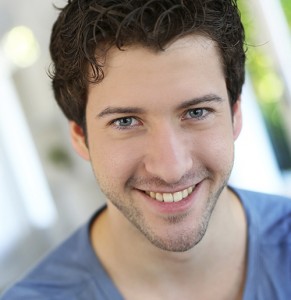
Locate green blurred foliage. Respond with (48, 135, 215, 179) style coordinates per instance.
(238, 0, 291, 170)
(280, 0, 291, 28)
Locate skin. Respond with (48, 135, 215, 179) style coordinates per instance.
(70, 35, 246, 299)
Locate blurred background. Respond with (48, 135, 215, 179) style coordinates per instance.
(0, 0, 291, 293)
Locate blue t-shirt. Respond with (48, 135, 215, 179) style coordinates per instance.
(1, 188, 291, 299)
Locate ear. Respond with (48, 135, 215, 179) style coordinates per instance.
(69, 121, 90, 161)
(232, 97, 242, 141)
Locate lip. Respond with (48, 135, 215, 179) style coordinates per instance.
(137, 181, 203, 215)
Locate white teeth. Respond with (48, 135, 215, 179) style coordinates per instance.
(173, 191, 183, 202)
(146, 186, 195, 203)
(156, 193, 163, 202)
(182, 189, 188, 198)
(163, 193, 173, 202)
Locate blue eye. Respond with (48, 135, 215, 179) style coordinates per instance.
(185, 108, 208, 120)
(111, 117, 140, 129)
(115, 117, 134, 127)
(188, 109, 204, 118)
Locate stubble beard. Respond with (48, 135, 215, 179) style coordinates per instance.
(96, 167, 231, 253)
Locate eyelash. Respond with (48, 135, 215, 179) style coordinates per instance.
(109, 108, 212, 130)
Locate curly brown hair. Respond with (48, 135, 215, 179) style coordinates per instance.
(49, 0, 245, 127)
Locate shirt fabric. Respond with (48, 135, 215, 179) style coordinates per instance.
(1, 188, 291, 299)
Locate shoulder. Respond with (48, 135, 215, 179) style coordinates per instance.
(1, 226, 95, 300)
(232, 188, 291, 297)
(1, 207, 117, 300)
(233, 187, 291, 216)
(233, 187, 291, 244)
(233, 187, 291, 205)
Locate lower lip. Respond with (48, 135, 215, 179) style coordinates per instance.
(139, 181, 203, 215)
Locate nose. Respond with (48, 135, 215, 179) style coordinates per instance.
(143, 125, 193, 184)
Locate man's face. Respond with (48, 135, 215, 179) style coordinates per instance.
(71, 35, 242, 252)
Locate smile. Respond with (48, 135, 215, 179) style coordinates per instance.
(145, 186, 195, 203)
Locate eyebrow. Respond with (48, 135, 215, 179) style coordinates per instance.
(177, 94, 225, 110)
(96, 94, 224, 118)
(97, 107, 146, 118)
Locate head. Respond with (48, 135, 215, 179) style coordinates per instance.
(49, 0, 245, 252)
(50, 0, 245, 130)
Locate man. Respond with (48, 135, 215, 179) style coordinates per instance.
(2, 0, 291, 299)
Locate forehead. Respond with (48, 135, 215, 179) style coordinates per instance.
(87, 35, 226, 108)
(100, 35, 221, 74)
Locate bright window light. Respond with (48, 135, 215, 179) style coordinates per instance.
(0, 53, 57, 229)
(1, 26, 40, 68)
(231, 75, 284, 194)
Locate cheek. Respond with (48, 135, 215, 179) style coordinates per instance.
(194, 125, 235, 171)
(88, 138, 144, 182)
